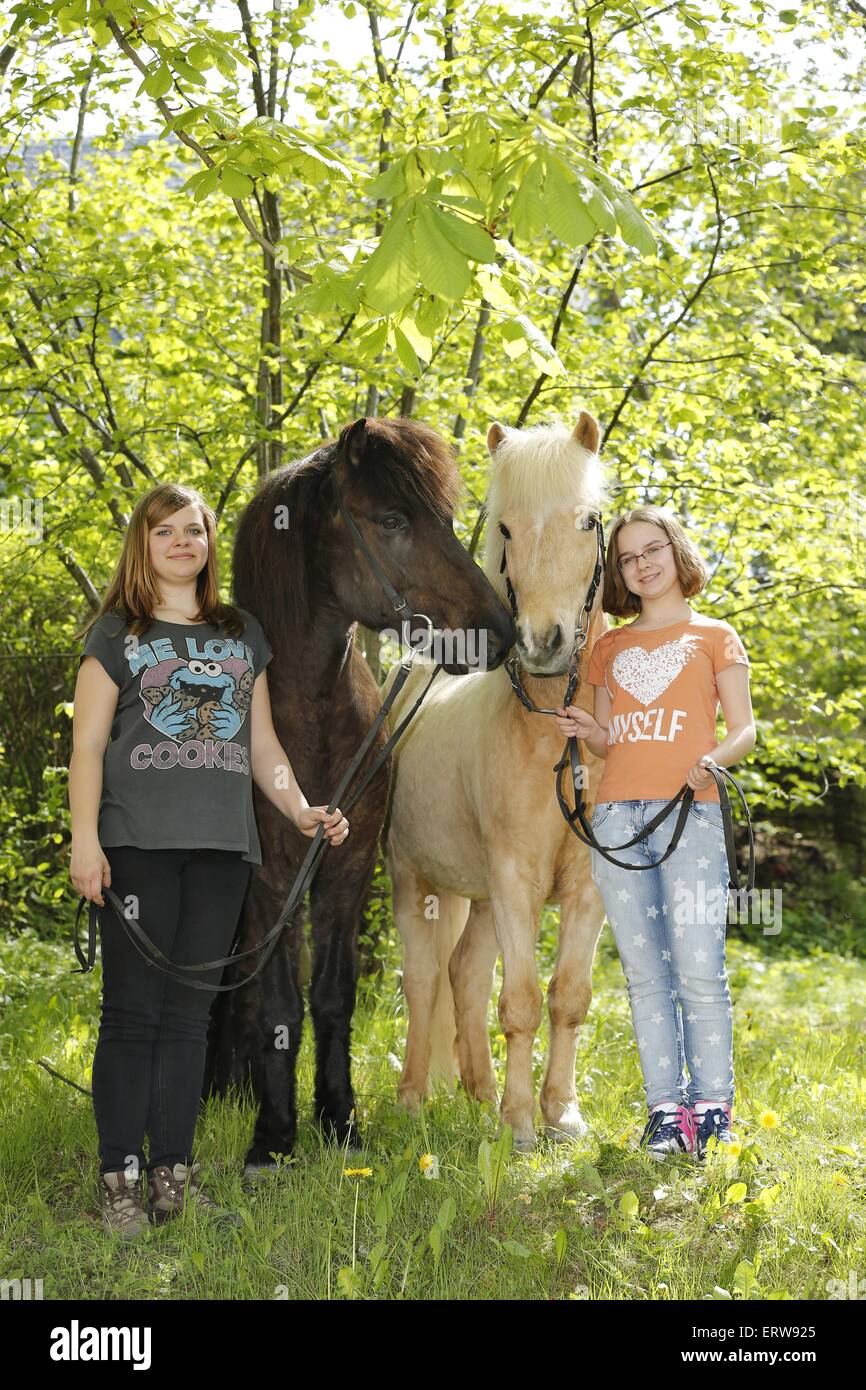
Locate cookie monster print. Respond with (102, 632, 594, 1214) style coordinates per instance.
(140, 655, 254, 744)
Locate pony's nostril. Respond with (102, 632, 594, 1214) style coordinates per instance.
(537, 624, 562, 655)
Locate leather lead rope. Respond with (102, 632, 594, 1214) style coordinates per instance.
(500, 510, 754, 893)
(73, 654, 444, 991)
(553, 738, 755, 893)
(72, 474, 445, 992)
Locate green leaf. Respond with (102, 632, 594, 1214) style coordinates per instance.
(432, 207, 496, 263)
(393, 326, 420, 376)
(193, 165, 221, 202)
(501, 1239, 531, 1258)
(428, 1225, 442, 1266)
(143, 64, 173, 99)
(542, 154, 596, 248)
(577, 175, 617, 234)
(362, 202, 418, 314)
(612, 194, 656, 255)
(395, 315, 432, 362)
(724, 1182, 748, 1204)
(619, 1190, 640, 1219)
(220, 167, 254, 198)
(170, 57, 208, 87)
(187, 43, 214, 71)
(511, 313, 565, 375)
(733, 1258, 758, 1298)
(414, 200, 472, 301)
(367, 161, 407, 200)
(213, 48, 238, 78)
(165, 108, 201, 134)
(510, 157, 546, 238)
(478, 1138, 493, 1195)
(436, 1196, 457, 1231)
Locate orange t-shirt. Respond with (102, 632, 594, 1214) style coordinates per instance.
(587, 613, 750, 803)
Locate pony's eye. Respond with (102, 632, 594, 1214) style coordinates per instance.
(380, 515, 405, 531)
(498, 521, 511, 540)
(582, 512, 599, 531)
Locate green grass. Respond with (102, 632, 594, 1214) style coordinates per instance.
(1, 915, 864, 1301)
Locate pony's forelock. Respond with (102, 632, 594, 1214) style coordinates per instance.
(482, 420, 609, 579)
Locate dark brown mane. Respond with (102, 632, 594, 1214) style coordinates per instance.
(351, 417, 460, 523)
(231, 418, 462, 647)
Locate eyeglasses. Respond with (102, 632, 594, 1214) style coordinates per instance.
(616, 540, 672, 574)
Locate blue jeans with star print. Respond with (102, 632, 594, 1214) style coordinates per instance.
(589, 798, 735, 1111)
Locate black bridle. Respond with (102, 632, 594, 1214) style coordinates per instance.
(72, 478, 444, 992)
(500, 512, 755, 894)
(500, 512, 605, 715)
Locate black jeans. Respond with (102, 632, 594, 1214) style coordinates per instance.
(92, 846, 251, 1176)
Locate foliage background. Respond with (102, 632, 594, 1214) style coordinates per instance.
(1, 0, 865, 944)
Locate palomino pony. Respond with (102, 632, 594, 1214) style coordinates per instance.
(382, 412, 609, 1150)
(203, 416, 515, 1174)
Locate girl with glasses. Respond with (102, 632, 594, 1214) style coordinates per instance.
(554, 506, 755, 1160)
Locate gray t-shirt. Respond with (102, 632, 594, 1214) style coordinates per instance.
(78, 607, 273, 865)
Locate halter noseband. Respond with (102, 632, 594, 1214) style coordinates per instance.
(499, 512, 606, 714)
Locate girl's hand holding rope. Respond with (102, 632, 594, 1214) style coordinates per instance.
(296, 805, 349, 844)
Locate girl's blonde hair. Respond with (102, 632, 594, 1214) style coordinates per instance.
(74, 483, 245, 642)
(603, 505, 708, 617)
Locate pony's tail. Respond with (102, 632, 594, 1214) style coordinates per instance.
(427, 891, 471, 1088)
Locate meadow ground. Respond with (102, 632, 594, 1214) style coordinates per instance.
(1, 911, 864, 1301)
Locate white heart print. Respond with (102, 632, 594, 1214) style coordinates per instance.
(612, 636, 699, 705)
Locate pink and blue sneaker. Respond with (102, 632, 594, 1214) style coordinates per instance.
(639, 1102, 696, 1159)
(691, 1101, 736, 1160)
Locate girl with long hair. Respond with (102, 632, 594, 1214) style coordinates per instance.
(70, 482, 349, 1236)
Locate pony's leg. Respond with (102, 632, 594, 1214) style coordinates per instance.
(243, 930, 304, 1176)
(308, 861, 371, 1149)
(450, 899, 499, 1104)
(540, 880, 606, 1141)
(389, 845, 441, 1111)
(490, 879, 544, 1152)
(428, 891, 470, 1087)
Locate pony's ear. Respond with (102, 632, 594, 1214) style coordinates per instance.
(573, 411, 600, 454)
(339, 417, 370, 468)
(487, 422, 506, 454)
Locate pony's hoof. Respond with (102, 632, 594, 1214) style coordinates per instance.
(511, 1132, 537, 1154)
(544, 1104, 589, 1143)
(545, 1124, 582, 1145)
(243, 1161, 278, 1184)
(397, 1088, 424, 1116)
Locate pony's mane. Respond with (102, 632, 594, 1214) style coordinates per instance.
(481, 420, 610, 584)
(356, 416, 460, 521)
(232, 418, 461, 647)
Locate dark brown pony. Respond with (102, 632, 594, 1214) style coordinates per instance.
(203, 416, 515, 1174)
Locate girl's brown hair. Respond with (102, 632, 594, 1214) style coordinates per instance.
(74, 483, 246, 642)
(603, 505, 708, 617)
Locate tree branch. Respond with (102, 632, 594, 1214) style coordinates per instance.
(602, 158, 723, 447)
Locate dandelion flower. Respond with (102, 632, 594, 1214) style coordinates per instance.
(721, 1141, 743, 1157)
(758, 1109, 780, 1130)
(343, 1167, 373, 1177)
